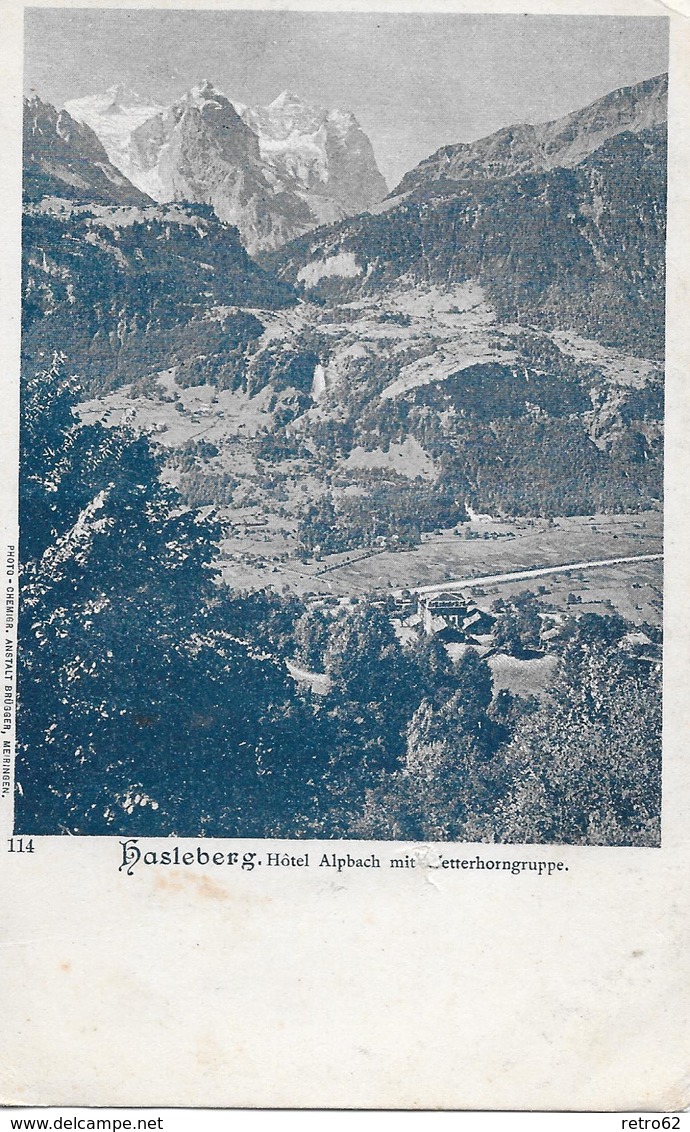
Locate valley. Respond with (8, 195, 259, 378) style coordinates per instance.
(76, 271, 663, 626)
(76, 370, 663, 621)
(17, 66, 666, 843)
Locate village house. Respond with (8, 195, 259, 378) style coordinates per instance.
(418, 592, 495, 641)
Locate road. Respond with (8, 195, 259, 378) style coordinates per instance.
(394, 553, 663, 598)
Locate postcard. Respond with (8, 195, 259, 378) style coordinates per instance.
(2, 0, 689, 1111)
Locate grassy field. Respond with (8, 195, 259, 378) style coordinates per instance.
(78, 371, 662, 626)
(267, 512, 662, 623)
(488, 653, 560, 698)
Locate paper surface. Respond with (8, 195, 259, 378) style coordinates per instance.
(1, 0, 689, 1111)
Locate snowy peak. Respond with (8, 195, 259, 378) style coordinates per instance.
(244, 90, 326, 140)
(127, 82, 261, 198)
(58, 81, 388, 250)
(23, 95, 151, 206)
(66, 86, 163, 124)
(190, 78, 220, 98)
(241, 89, 387, 214)
(94, 84, 156, 112)
(183, 80, 231, 109)
(268, 89, 304, 109)
(165, 83, 252, 152)
(326, 106, 360, 137)
(246, 89, 360, 141)
(65, 87, 164, 180)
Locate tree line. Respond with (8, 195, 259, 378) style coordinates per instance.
(16, 356, 661, 846)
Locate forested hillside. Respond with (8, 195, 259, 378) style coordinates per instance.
(16, 358, 661, 843)
(16, 75, 665, 844)
(268, 126, 666, 358)
(22, 204, 295, 393)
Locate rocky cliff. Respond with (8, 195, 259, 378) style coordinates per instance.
(64, 82, 388, 252)
(24, 95, 152, 206)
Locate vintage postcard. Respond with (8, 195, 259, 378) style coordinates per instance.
(1, 0, 689, 1112)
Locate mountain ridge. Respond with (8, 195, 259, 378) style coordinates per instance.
(393, 72, 667, 197)
(266, 131, 667, 357)
(23, 95, 152, 207)
(64, 82, 388, 251)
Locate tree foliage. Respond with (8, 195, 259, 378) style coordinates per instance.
(17, 356, 293, 834)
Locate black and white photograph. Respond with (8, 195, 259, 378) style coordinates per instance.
(15, 8, 668, 844)
(4, 0, 690, 1115)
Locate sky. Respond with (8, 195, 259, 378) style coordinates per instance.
(24, 9, 669, 188)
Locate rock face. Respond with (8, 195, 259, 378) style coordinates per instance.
(127, 83, 273, 224)
(241, 89, 388, 218)
(393, 73, 667, 195)
(23, 95, 152, 206)
(65, 81, 388, 252)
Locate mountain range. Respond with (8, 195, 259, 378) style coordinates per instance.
(23, 95, 151, 207)
(63, 82, 388, 252)
(21, 71, 666, 536)
(18, 67, 666, 843)
(268, 73, 667, 358)
(391, 72, 667, 196)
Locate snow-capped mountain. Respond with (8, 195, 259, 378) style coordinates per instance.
(126, 82, 266, 206)
(125, 81, 317, 252)
(241, 89, 388, 217)
(64, 85, 165, 179)
(23, 95, 152, 206)
(61, 81, 388, 252)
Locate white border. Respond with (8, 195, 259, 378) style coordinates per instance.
(2, 0, 689, 1110)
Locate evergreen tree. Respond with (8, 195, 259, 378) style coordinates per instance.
(494, 619, 661, 846)
(16, 356, 293, 834)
